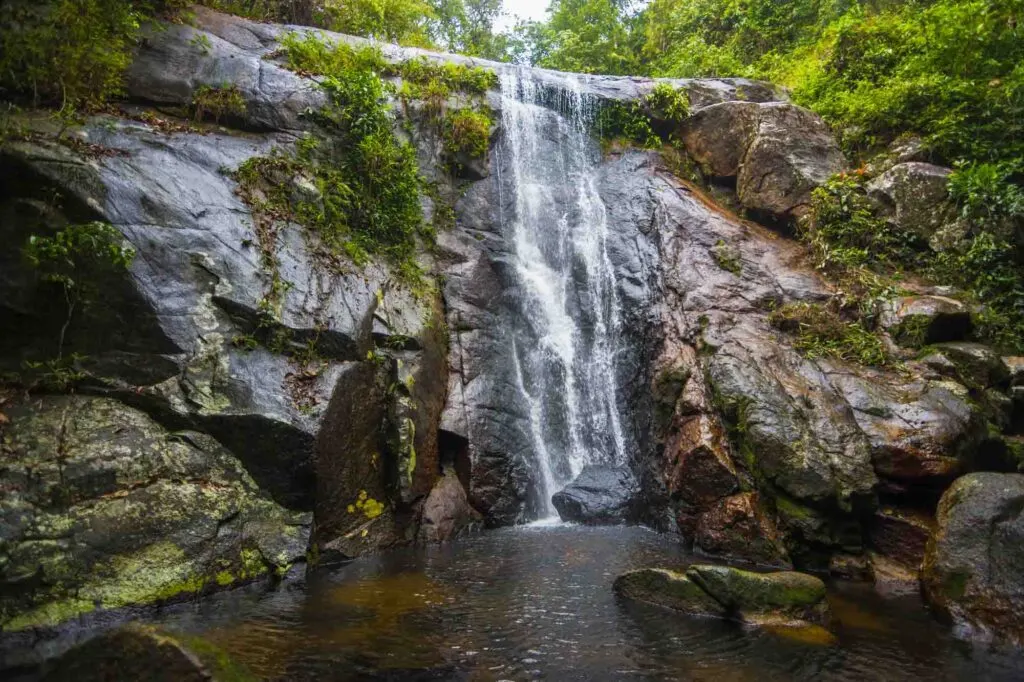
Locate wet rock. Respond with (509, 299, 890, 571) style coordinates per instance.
(830, 369, 984, 485)
(736, 103, 846, 220)
(829, 553, 872, 581)
(613, 568, 727, 618)
(879, 296, 972, 348)
(40, 624, 252, 682)
(685, 564, 830, 625)
(419, 470, 482, 543)
(929, 342, 1010, 389)
(0, 396, 309, 632)
(868, 507, 933, 569)
(869, 552, 920, 597)
(694, 493, 791, 568)
(867, 163, 956, 240)
(923, 472, 1024, 644)
(680, 101, 761, 177)
(552, 466, 641, 525)
(663, 414, 739, 534)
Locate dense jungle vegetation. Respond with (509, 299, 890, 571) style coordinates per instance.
(1, 0, 1021, 350)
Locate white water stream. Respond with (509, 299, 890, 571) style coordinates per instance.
(497, 69, 628, 516)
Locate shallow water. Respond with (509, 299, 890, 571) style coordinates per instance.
(111, 524, 1024, 681)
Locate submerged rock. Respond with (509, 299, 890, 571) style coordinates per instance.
(552, 466, 641, 525)
(923, 472, 1024, 644)
(614, 568, 726, 617)
(685, 564, 830, 625)
(615, 564, 830, 628)
(40, 624, 253, 681)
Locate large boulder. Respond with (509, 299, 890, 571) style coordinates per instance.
(552, 466, 641, 525)
(867, 162, 956, 240)
(615, 564, 830, 628)
(680, 101, 846, 220)
(613, 568, 726, 618)
(418, 470, 482, 543)
(923, 472, 1024, 644)
(685, 564, 830, 625)
(736, 103, 846, 220)
(40, 624, 252, 682)
(0, 396, 309, 632)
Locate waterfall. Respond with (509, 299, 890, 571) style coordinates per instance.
(496, 68, 630, 518)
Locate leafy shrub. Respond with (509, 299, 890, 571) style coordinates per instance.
(191, 84, 247, 123)
(769, 302, 888, 366)
(803, 174, 926, 271)
(239, 33, 428, 288)
(442, 108, 493, 162)
(24, 222, 135, 360)
(645, 82, 690, 120)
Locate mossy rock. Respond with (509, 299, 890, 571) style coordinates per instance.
(41, 624, 255, 682)
(613, 568, 726, 617)
(685, 564, 829, 625)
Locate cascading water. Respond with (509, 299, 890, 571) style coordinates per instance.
(496, 68, 630, 518)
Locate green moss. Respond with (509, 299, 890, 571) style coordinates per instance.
(944, 570, 970, 600)
(711, 239, 742, 275)
(175, 633, 259, 682)
(890, 314, 932, 348)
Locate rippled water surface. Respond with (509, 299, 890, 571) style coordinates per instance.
(118, 525, 1020, 681)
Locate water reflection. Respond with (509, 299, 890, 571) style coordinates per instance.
(94, 527, 1024, 679)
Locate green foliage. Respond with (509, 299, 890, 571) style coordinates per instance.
(24, 221, 135, 363)
(325, 0, 435, 45)
(442, 107, 492, 162)
(392, 57, 499, 96)
(191, 84, 247, 123)
(427, 0, 507, 58)
(645, 82, 690, 121)
(769, 302, 888, 366)
(597, 101, 659, 149)
(237, 33, 429, 293)
(0, 0, 142, 110)
(533, 0, 644, 75)
(804, 174, 926, 271)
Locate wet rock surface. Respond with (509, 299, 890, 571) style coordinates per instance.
(615, 564, 830, 628)
(551, 466, 642, 525)
(923, 472, 1024, 644)
(867, 162, 956, 240)
(0, 396, 309, 632)
(39, 624, 252, 682)
(419, 470, 483, 543)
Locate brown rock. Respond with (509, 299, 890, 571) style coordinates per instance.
(829, 553, 872, 581)
(923, 473, 1024, 644)
(681, 101, 760, 177)
(418, 470, 482, 543)
(664, 414, 739, 534)
(736, 103, 846, 219)
(879, 295, 972, 348)
(694, 492, 791, 568)
(869, 552, 920, 597)
(868, 507, 934, 569)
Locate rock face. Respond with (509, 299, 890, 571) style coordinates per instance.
(615, 564, 830, 627)
(879, 295, 972, 348)
(923, 473, 1024, 644)
(681, 101, 846, 220)
(40, 624, 251, 682)
(0, 396, 309, 632)
(694, 493, 791, 568)
(551, 466, 641, 525)
(867, 162, 956, 239)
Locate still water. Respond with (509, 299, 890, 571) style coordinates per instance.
(119, 524, 1022, 681)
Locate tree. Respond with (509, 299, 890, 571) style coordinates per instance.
(535, 0, 642, 75)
